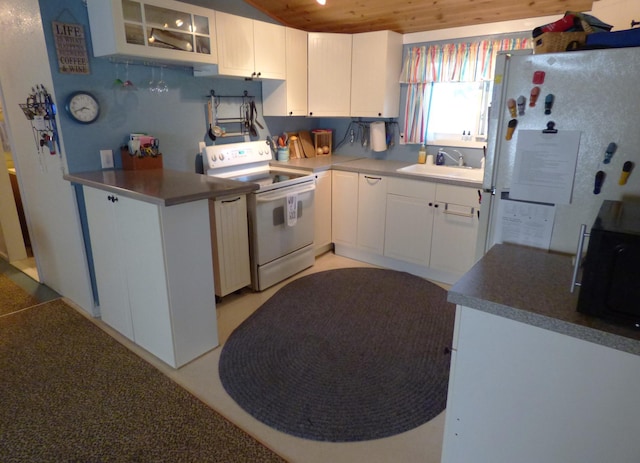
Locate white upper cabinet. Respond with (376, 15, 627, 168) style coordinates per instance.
(87, 0, 217, 69)
(350, 30, 403, 118)
(308, 33, 352, 117)
(215, 12, 285, 80)
(262, 27, 308, 116)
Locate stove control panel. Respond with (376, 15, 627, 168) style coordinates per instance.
(203, 141, 272, 170)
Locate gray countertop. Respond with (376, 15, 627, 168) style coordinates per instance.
(65, 169, 258, 206)
(65, 155, 481, 207)
(273, 155, 483, 187)
(270, 155, 362, 172)
(330, 157, 483, 188)
(449, 243, 640, 356)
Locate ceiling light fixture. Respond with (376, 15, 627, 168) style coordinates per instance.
(316, 0, 326, 5)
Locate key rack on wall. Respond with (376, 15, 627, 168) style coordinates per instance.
(19, 84, 60, 169)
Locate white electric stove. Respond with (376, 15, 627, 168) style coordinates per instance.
(203, 141, 316, 291)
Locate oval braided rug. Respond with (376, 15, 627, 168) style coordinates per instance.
(219, 268, 455, 442)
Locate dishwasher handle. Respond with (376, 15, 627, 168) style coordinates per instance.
(570, 224, 589, 293)
(255, 183, 315, 203)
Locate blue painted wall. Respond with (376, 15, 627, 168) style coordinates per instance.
(36, 0, 431, 175)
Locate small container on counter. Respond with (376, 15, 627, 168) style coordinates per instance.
(277, 147, 290, 162)
(418, 145, 427, 164)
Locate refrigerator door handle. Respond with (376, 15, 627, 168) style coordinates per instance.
(570, 224, 590, 293)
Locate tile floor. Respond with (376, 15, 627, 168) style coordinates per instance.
(9, 252, 447, 462)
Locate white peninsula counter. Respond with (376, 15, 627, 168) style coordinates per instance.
(442, 243, 640, 463)
(65, 169, 258, 369)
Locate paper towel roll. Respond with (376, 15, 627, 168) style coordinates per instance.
(370, 122, 387, 152)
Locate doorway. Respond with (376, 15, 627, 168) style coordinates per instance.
(0, 85, 39, 281)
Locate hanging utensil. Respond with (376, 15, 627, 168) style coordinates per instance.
(207, 97, 216, 140)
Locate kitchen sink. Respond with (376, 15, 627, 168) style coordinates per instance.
(396, 163, 484, 182)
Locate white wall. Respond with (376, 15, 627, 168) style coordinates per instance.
(0, 98, 26, 261)
(0, 0, 95, 314)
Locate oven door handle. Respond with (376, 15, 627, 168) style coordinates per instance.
(255, 183, 315, 203)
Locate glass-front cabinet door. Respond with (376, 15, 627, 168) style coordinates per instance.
(87, 0, 217, 68)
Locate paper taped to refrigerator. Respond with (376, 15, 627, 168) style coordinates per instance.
(497, 195, 555, 250)
(510, 130, 581, 204)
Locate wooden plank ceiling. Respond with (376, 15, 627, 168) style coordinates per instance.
(243, 0, 596, 34)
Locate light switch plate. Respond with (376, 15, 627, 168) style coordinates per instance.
(100, 149, 114, 168)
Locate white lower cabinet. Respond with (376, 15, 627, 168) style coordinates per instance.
(331, 170, 358, 247)
(331, 171, 481, 284)
(84, 186, 218, 368)
(314, 170, 332, 254)
(210, 195, 251, 298)
(356, 174, 387, 254)
(443, 306, 640, 463)
(430, 183, 480, 275)
(384, 178, 436, 266)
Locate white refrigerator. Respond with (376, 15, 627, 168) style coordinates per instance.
(479, 47, 640, 261)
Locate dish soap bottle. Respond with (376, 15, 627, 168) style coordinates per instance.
(418, 145, 427, 164)
(436, 148, 445, 165)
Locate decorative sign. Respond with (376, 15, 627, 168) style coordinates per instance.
(52, 21, 90, 75)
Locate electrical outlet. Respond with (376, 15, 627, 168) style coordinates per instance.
(100, 149, 114, 169)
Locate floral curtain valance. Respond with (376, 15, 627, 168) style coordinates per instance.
(400, 37, 533, 83)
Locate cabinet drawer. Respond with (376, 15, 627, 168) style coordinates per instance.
(388, 177, 436, 199)
(436, 183, 480, 207)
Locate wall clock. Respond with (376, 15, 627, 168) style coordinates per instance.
(65, 91, 100, 124)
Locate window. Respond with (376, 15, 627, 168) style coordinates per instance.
(401, 37, 532, 144)
(425, 81, 491, 143)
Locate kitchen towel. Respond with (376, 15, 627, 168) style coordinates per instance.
(286, 193, 298, 227)
(370, 121, 387, 152)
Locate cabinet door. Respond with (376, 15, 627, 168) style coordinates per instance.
(314, 171, 332, 252)
(308, 33, 352, 117)
(384, 194, 434, 266)
(211, 195, 251, 297)
(215, 11, 254, 77)
(262, 27, 308, 116)
(430, 202, 479, 275)
(116, 194, 174, 364)
(431, 184, 480, 275)
(351, 30, 402, 117)
(253, 20, 286, 80)
(357, 174, 387, 254)
(87, 0, 217, 66)
(84, 187, 134, 340)
(331, 170, 358, 246)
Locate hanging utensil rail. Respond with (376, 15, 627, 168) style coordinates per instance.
(205, 90, 257, 138)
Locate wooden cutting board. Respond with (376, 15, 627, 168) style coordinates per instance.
(298, 130, 316, 158)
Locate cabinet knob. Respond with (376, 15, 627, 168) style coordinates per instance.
(378, 112, 382, 116)
(429, 202, 433, 207)
(289, 111, 293, 116)
(309, 112, 313, 116)
(251, 72, 256, 78)
(434, 203, 439, 208)
(256, 71, 261, 78)
(107, 195, 118, 203)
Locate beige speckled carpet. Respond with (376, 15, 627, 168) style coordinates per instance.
(0, 299, 285, 463)
(0, 273, 38, 316)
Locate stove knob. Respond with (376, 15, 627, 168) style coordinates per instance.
(210, 154, 217, 162)
(219, 153, 225, 161)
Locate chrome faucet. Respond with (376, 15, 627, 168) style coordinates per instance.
(438, 148, 465, 166)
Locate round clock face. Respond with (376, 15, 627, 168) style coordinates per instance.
(66, 91, 100, 124)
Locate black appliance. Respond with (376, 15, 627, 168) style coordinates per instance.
(577, 200, 640, 327)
